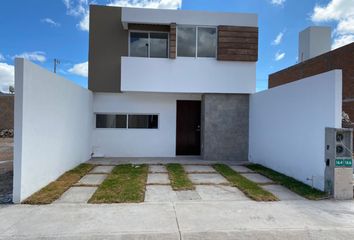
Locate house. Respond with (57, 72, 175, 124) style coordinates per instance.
(88, 5, 258, 160)
(14, 6, 346, 202)
(268, 26, 354, 146)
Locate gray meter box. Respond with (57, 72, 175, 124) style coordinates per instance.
(325, 128, 353, 200)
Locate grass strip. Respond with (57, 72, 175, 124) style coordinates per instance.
(213, 164, 278, 201)
(166, 164, 195, 190)
(23, 163, 93, 204)
(89, 164, 148, 203)
(247, 164, 328, 200)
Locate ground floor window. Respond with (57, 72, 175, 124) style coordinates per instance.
(96, 114, 127, 128)
(96, 114, 158, 129)
(128, 114, 158, 129)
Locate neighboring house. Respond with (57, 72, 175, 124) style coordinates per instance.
(88, 5, 258, 160)
(268, 26, 354, 147)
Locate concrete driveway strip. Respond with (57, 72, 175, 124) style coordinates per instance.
(175, 200, 354, 240)
(0, 203, 180, 240)
(54, 187, 98, 204)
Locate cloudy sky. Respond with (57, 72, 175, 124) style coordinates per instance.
(0, 0, 353, 92)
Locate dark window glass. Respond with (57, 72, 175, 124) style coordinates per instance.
(96, 114, 127, 128)
(130, 32, 149, 57)
(197, 27, 216, 58)
(177, 27, 196, 57)
(150, 32, 169, 58)
(128, 115, 158, 129)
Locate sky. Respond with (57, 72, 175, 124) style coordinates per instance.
(0, 0, 353, 93)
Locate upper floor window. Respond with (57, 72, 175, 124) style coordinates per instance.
(129, 32, 169, 58)
(177, 26, 217, 58)
(177, 27, 196, 57)
(197, 27, 217, 58)
(130, 32, 149, 57)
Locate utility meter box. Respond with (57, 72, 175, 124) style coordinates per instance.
(325, 128, 353, 200)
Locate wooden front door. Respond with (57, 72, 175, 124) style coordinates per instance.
(176, 100, 201, 155)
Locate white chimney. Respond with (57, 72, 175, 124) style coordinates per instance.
(298, 26, 331, 62)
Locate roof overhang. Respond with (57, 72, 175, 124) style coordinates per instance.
(121, 7, 258, 30)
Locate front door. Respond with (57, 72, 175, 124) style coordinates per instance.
(176, 100, 201, 155)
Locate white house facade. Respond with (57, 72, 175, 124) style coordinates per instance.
(89, 5, 258, 160)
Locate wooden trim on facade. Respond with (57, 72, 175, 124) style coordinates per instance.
(170, 23, 177, 59)
(217, 26, 258, 62)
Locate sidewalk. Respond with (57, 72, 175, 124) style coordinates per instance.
(1, 200, 354, 239)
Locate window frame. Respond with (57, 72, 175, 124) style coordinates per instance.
(95, 113, 160, 130)
(128, 30, 170, 58)
(176, 25, 218, 59)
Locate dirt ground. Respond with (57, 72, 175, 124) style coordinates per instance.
(0, 138, 13, 203)
(0, 138, 13, 161)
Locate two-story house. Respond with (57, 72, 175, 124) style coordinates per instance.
(88, 5, 258, 160)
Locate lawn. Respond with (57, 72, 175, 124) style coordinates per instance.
(166, 163, 195, 190)
(247, 164, 328, 200)
(213, 164, 278, 201)
(89, 164, 148, 203)
(24, 163, 93, 204)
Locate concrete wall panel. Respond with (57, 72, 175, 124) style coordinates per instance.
(202, 94, 249, 161)
(13, 59, 93, 203)
(250, 70, 342, 190)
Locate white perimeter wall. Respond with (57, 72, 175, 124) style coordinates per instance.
(13, 59, 93, 203)
(92, 92, 201, 157)
(121, 57, 256, 94)
(249, 70, 342, 190)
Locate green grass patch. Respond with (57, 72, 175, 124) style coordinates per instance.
(247, 164, 328, 200)
(166, 164, 195, 190)
(23, 163, 93, 204)
(213, 164, 278, 201)
(89, 164, 148, 203)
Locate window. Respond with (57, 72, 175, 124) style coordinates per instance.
(197, 27, 217, 58)
(129, 32, 169, 58)
(96, 114, 127, 128)
(150, 33, 169, 58)
(130, 32, 149, 57)
(177, 26, 217, 58)
(96, 114, 158, 129)
(177, 27, 196, 57)
(128, 115, 158, 129)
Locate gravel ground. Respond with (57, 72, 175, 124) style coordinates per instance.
(0, 138, 13, 204)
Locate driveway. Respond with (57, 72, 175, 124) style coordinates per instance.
(53, 163, 303, 204)
(0, 138, 13, 204)
(1, 156, 354, 239)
